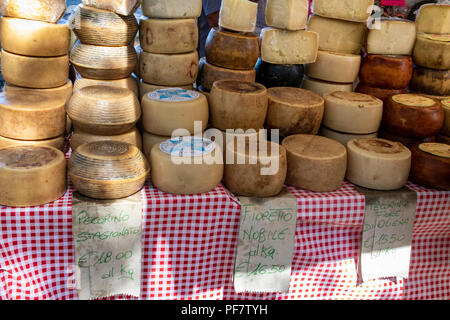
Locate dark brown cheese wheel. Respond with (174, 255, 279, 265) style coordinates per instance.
(410, 67, 450, 97)
(355, 83, 407, 104)
(378, 130, 435, 150)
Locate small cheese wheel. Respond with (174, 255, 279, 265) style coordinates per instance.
(359, 54, 413, 90)
(0, 0, 65, 23)
(223, 140, 287, 197)
(219, 0, 258, 33)
(282, 134, 347, 192)
(0, 135, 65, 151)
(255, 59, 304, 89)
(307, 15, 366, 54)
(142, 88, 208, 136)
(313, 0, 374, 23)
(210, 80, 268, 131)
(355, 83, 407, 103)
(74, 77, 138, 97)
(205, 27, 259, 70)
(71, 4, 138, 47)
(383, 94, 444, 138)
(70, 141, 150, 199)
(1, 50, 69, 89)
(305, 51, 361, 84)
(436, 134, 450, 145)
(440, 99, 450, 136)
(413, 34, 450, 70)
(199, 57, 256, 91)
(142, 131, 170, 162)
(260, 28, 319, 65)
(0, 146, 67, 207)
(142, 0, 202, 19)
(266, 87, 324, 137)
(4, 79, 73, 103)
(410, 68, 450, 97)
(150, 137, 224, 194)
(70, 43, 137, 80)
(319, 126, 377, 147)
(139, 80, 194, 101)
(410, 143, 450, 191)
(366, 18, 416, 55)
(323, 91, 383, 134)
(68, 86, 141, 135)
(378, 130, 435, 150)
(265, 0, 309, 30)
(81, 0, 140, 16)
(140, 18, 198, 54)
(301, 77, 353, 97)
(140, 51, 198, 86)
(71, 127, 142, 151)
(415, 4, 450, 34)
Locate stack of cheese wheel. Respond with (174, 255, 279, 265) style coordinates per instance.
(0, 0, 70, 151)
(304, 0, 371, 97)
(138, 0, 201, 100)
(257, 0, 317, 89)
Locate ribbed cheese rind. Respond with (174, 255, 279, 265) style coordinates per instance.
(0, 0, 66, 23)
(0, 135, 65, 151)
(71, 127, 142, 151)
(366, 19, 416, 55)
(138, 80, 193, 101)
(142, 0, 202, 18)
(219, 0, 258, 33)
(305, 51, 361, 83)
(413, 33, 450, 70)
(313, 0, 374, 22)
(301, 77, 353, 97)
(74, 77, 138, 97)
(411, 68, 450, 97)
(81, 0, 140, 16)
(4, 80, 73, 103)
(415, 4, 450, 34)
(265, 0, 309, 30)
(319, 126, 377, 147)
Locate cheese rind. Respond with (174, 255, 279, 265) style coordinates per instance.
(415, 4, 450, 34)
(319, 126, 377, 147)
(81, 0, 140, 16)
(219, 0, 258, 33)
(0, 135, 65, 151)
(313, 0, 374, 23)
(255, 60, 304, 88)
(355, 83, 407, 103)
(265, 0, 309, 30)
(138, 80, 194, 101)
(366, 19, 416, 55)
(301, 77, 353, 97)
(142, 0, 202, 18)
(305, 51, 361, 83)
(0, 0, 66, 23)
(410, 68, 450, 97)
(4, 80, 73, 103)
(71, 127, 142, 151)
(413, 34, 450, 70)
(74, 77, 138, 97)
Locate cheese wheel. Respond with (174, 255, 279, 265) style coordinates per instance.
(441, 99, 450, 136)
(210, 80, 268, 131)
(0, 135, 65, 151)
(415, 4, 450, 34)
(205, 27, 259, 70)
(282, 134, 347, 192)
(0, 90, 66, 140)
(359, 54, 413, 90)
(71, 127, 142, 151)
(0, 146, 67, 207)
(323, 91, 383, 134)
(150, 137, 223, 194)
(140, 18, 198, 54)
(70, 43, 137, 80)
(219, 0, 258, 33)
(255, 59, 304, 89)
(378, 130, 435, 150)
(436, 134, 450, 145)
(313, 0, 373, 23)
(4, 79, 73, 103)
(72, 4, 138, 47)
(0, 17, 69, 57)
(265, 0, 309, 31)
(142, 88, 208, 136)
(410, 68, 450, 97)
(305, 51, 361, 83)
(199, 57, 256, 91)
(69, 141, 150, 199)
(260, 28, 319, 65)
(74, 77, 138, 97)
(383, 94, 444, 138)
(307, 15, 366, 55)
(81, 0, 140, 16)
(319, 126, 377, 147)
(139, 80, 194, 101)
(410, 143, 450, 191)
(301, 77, 353, 97)
(413, 34, 450, 70)
(1, 50, 68, 89)
(366, 18, 416, 55)
(223, 140, 287, 197)
(266, 87, 324, 136)
(140, 51, 198, 86)
(142, 0, 202, 19)
(355, 83, 407, 103)
(68, 86, 141, 135)
(0, 0, 65, 23)
(142, 131, 170, 162)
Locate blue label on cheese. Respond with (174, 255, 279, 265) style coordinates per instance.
(160, 136, 215, 157)
(149, 88, 199, 102)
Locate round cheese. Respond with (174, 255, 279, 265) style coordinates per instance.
(69, 141, 150, 199)
(346, 138, 411, 191)
(441, 99, 450, 136)
(355, 83, 407, 103)
(142, 131, 170, 162)
(436, 134, 450, 145)
(378, 130, 435, 150)
(359, 54, 413, 90)
(74, 77, 138, 97)
(410, 143, 450, 191)
(410, 68, 450, 97)
(313, 0, 373, 23)
(71, 127, 142, 151)
(70, 42, 137, 80)
(81, 0, 141, 16)
(0, 0, 66, 23)
(413, 34, 450, 70)
(383, 94, 444, 138)
(150, 137, 223, 195)
(139, 80, 194, 101)
(255, 59, 304, 89)
(4, 79, 73, 103)
(142, 88, 208, 136)
(68, 86, 141, 135)
(319, 126, 377, 147)
(305, 50, 361, 83)
(219, 0, 258, 33)
(415, 4, 450, 34)
(266, 87, 324, 136)
(265, 0, 309, 30)
(301, 77, 353, 97)
(142, 0, 202, 18)
(210, 80, 268, 131)
(0, 135, 65, 151)
(323, 91, 383, 134)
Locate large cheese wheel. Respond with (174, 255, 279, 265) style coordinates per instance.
(74, 77, 138, 97)
(410, 68, 450, 97)
(436, 134, 450, 145)
(410, 143, 450, 191)
(142, 88, 208, 136)
(4, 79, 73, 103)
(313, 0, 373, 23)
(255, 59, 304, 89)
(199, 57, 256, 91)
(70, 43, 137, 80)
(378, 130, 435, 150)
(266, 87, 324, 137)
(415, 4, 450, 34)
(305, 51, 361, 84)
(319, 126, 377, 147)
(81, 0, 140, 16)
(413, 34, 450, 70)
(260, 27, 318, 65)
(140, 51, 198, 86)
(0, 0, 65, 23)
(383, 94, 444, 138)
(150, 137, 223, 194)
(265, 0, 309, 30)
(142, 0, 202, 18)
(139, 80, 194, 101)
(302, 77, 353, 97)
(355, 83, 407, 103)
(0, 135, 65, 151)
(223, 140, 287, 197)
(1, 50, 68, 89)
(307, 15, 366, 55)
(210, 80, 268, 131)
(219, 0, 258, 33)
(68, 86, 141, 135)
(205, 27, 259, 70)
(346, 138, 411, 190)
(0, 146, 67, 207)
(142, 131, 170, 162)
(71, 127, 142, 151)
(441, 99, 450, 136)
(72, 4, 138, 46)
(323, 91, 383, 134)
(359, 54, 413, 90)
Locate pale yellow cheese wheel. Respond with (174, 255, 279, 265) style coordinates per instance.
(4, 79, 73, 103)
(415, 4, 450, 34)
(305, 51, 361, 83)
(265, 0, 309, 30)
(73, 77, 138, 97)
(139, 79, 194, 101)
(219, 0, 258, 33)
(413, 34, 450, 70)
(0, 0, 66, 23)
(313, 0, 374, 22)
(71, 127, 142, 151)
(142, 0, 202, 18)
(0, 135, 65, 151)
(301, 77, 354, 97)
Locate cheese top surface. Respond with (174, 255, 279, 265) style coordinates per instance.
(392, 94, 436, 107)
(418, 143, 450, 159)
(148, 88, 200, 102)
(268, 87, 323, 107)
(0, 146, 61, 170)
(283, 134, 346, 159)
(214, 80, 266, 94)
(0, 90, 65, 111)
(159, 136, 216, 157)
(351, 138, 409, 157)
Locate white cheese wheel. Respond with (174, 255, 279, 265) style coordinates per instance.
(413, 34, 450, 70)
(323, 91, 383, 134)
(74, 77, 138, 97)
(319, 126, 378, 147)
(71, 127, 142, 151)
(0, 135, 65, 151)
(415, 4, 450, 34)
(4, 79, 73, 103)
(142, 131, 170, 162)
(346, 138, 411, 190)
(305, 51, 361, 83)
(301, 77, 354, 97)
(81, 0, 140, 16)
(265, 0, 309, 31)
(366, 19, 416, 55)
(142, 0, 202, 18)
(138, 80, 194, 101)
(219, 0, 258, 33)
(313, 0, 374, 22)
(0, 0, 66, 23)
